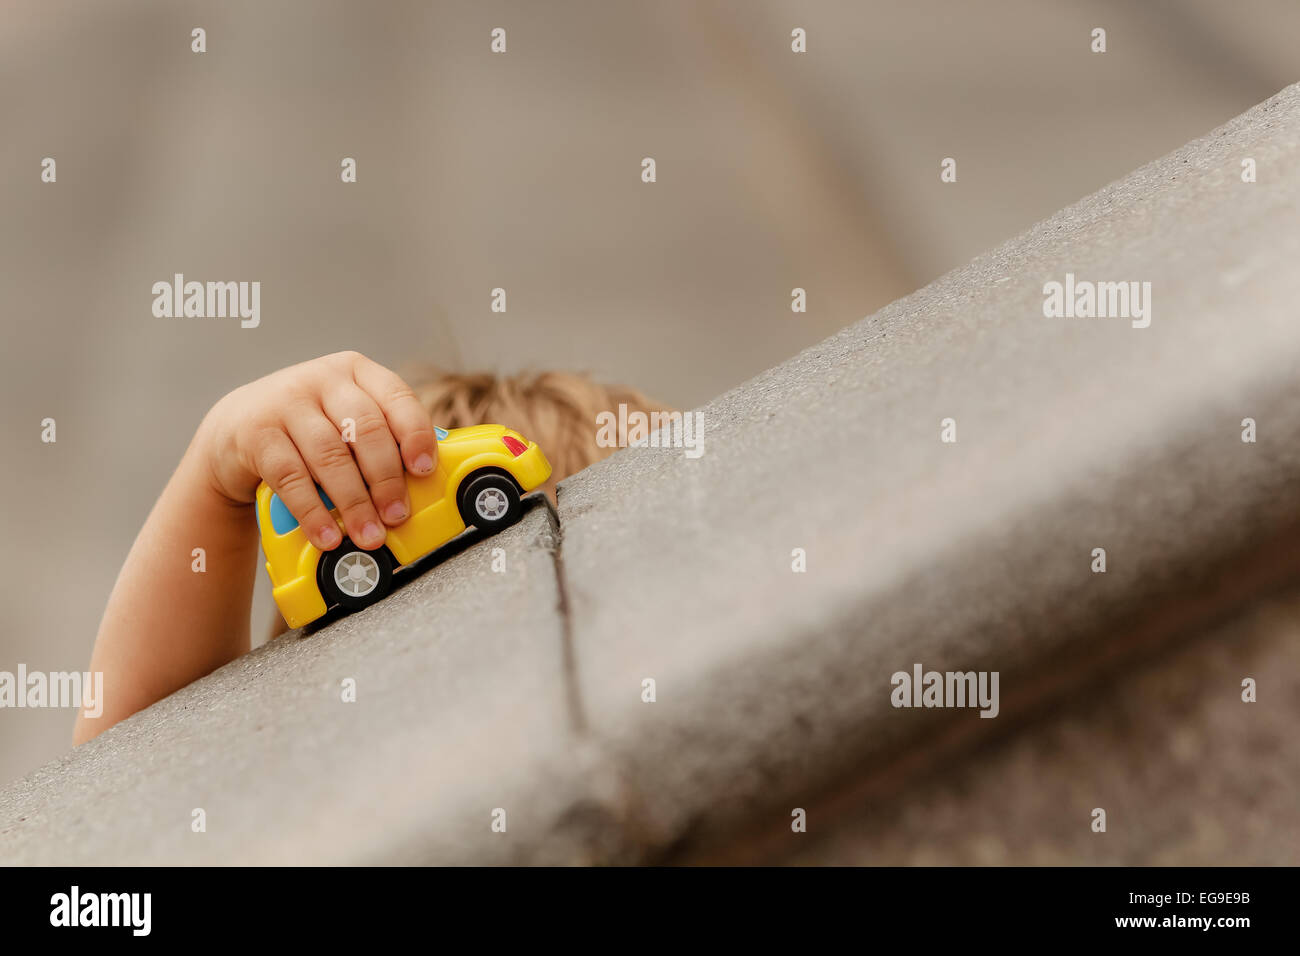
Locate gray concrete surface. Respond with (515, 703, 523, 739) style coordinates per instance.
(3, 84, 1300, 864)
(555, 81, 1300, 858)
(757, 582, 1300, 866)
(0, 504, 634, 865)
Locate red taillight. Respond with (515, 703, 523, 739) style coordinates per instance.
(501, 435, 528, 457)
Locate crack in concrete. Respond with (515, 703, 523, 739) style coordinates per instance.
(537, 491, 670, 863)
(538, 492, 588, 735)
(537, 491, 678, 863)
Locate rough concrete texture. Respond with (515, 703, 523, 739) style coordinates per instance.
(754, 583, 1300, 866)
(556, 83, 1300, 858)
(4, 85, 1300, 865)
(0, 504, 631, 865)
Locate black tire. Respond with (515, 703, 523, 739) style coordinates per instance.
(317, 539, 395, 611)
(458, 471, 523, 531)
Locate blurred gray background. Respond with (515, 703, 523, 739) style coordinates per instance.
(2, 0, 1298, 785)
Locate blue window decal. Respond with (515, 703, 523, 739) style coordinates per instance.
(269, 494, 298, 534)
(268, 486, 336, 535)
(435, 425, 448, 441)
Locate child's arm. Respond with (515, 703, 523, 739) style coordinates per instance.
(74, 351, 438, 743)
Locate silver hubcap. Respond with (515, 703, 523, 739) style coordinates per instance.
(333, 550, 381, 598)
(475, 486, 510, 521)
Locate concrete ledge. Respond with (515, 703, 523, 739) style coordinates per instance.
(755, 582, 1300, 865)
(555, 83, 1300, 857)
(0, 504, 630, 865)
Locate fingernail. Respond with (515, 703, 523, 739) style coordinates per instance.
(319, 525, 341, 548)
(413, 453, 433, 474)
(383, 501, 408, 524)
(361, 521, 384, 547)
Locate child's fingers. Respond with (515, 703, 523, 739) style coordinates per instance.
(285, 411, 387, 551)
(255, 432, 342, 551)
(323, 386, 410, 527)
(351, 356, 439, 476)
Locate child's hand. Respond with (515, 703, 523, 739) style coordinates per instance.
(197, 351, 438, 552)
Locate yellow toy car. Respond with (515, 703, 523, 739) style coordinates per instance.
(255, 424, 551, 628)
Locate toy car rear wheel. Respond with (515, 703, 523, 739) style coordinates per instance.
(458, 472, 523, 530)
(318, 539, 395, 611)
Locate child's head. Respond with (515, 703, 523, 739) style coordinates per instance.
(410, 369, 669, 499)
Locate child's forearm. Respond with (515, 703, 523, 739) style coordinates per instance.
(76, 353, 439, 743)
(74, 439, 258, 743)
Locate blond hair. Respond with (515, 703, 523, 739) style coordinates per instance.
(411, 369, 669, 499)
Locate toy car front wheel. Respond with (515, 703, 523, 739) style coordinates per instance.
(318, 539, 395, 611)
(458, 472, 523, 530)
